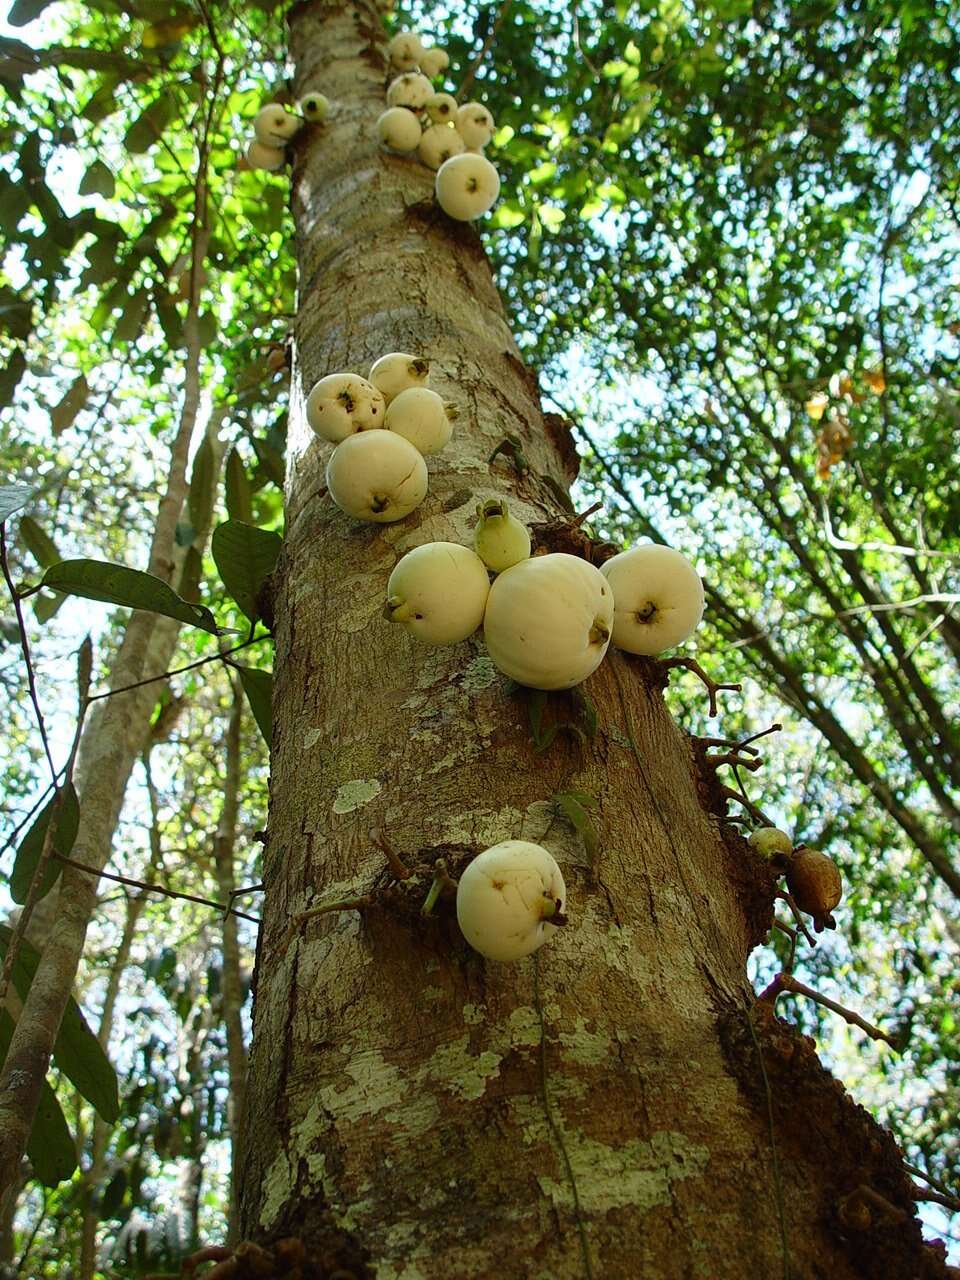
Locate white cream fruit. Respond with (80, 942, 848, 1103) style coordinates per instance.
(456, 102, 495, 149)
(418, 122, 466, 170)
(245, 140, 285, 172)
(384, 386, 457, 455)
(386, 73, 433, 110)
(254, 104, 302, 146)
(419, 47, 450, 79)
(384, 542, 490, 645)
(435, 153, 501, 221)
(326, 430, 428, 523)
(298, 92, 329, 121)
(600, 544, 704, 655)
(483, 552, 613, 690)
(377, 107, 422, 153)
(425, 92, 458, 124)
(456, 840, 566, 962)
(473, 499, 531, 573)
(306, 373, 386, 442)
(388, 31, 423, 71)
(369, 352, 430, 403)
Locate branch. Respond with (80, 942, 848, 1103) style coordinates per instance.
(0, 527, 58, 784)
(759, 972, 895, 1046)
(87, 633, 268, 702)
(51, 852, 260, 923)
(660, 656, 741, 717)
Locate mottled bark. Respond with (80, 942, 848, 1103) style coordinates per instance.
(237, 4, 946, 1278)
(213, 684, 248, 1239)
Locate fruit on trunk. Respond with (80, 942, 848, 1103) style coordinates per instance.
(435, 153, 501, 221)
(425, 92, 458, 124)
(384, 386, 457, 455)
(253, 104, 302, 146)
(325, 430, 428, 523)
(245, 140, 285, 172)
(306, 373, 385, 442)
(388, 30, 424, 71)
(377, 107, 422, 153)
(456, 840, 566, 962)
(418, 122, 466, 170)
(384, 542, 490, 645)
(786, 849, 842, 930)
(482, 552, 613, 690)
(298, 92, 329, 121)
(369, 352, 430, 403)
(456, 102, 495, 149)
(386, 72, 433, 110)
(748, 827, 793, 860)
(419, 47, 450, 78)
(600, 543, 704, 655)
(473, 499, 531, 573)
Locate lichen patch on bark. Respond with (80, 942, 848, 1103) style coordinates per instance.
(332, 778, 382, 813)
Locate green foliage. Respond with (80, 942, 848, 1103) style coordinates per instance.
(234, 664, 273, 746)
(211, 520, 282, 624)
(10, 782, 80, 904)
(40, 560, 220, 634)
(0, 1013, 76, 1186)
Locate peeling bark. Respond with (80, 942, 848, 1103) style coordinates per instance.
(236, 4, 947, 1277)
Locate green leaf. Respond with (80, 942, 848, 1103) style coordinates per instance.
(18, 515, 60, 568)
(224, 448, 253, 523)
(41, 560, 219, 633)
(101, 1167, 127, 1217)
(10, 782, 80, 904)
(78, 159, 115, 198)
(0, 1012, 76, 1186)
(251, 434, 285, 488)
(50, 373, 90, 436)
(34, 589, 67, 623)
(0, 482, 33, 524)
(211, 520, 281, 623)
(235, 664, 272, 746)
(123, 96, 175, 153)
(554, 791, 600, 865)
(0, 925, 119, 1122)
(187, 434, 216, 535)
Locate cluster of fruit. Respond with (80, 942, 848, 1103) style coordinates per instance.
(385, 514, 705, 691)
(307, 353, 457, 523)
(377, 29, 501, 221)
(244, 94, 329, 172)
(748, 828, 843, 932)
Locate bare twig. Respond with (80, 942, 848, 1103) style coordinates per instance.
(0, 527, 58, 783)
(903, 1162, 960, 1209)
(774, 891, 817, 949)
(283, 895, 373, 950)
(87, 633, 267, 703)
(660, 656, 741, 717)
(720, 784, 776, 829)
(51, 852, 260, 923)
(759, 972, 894, 1046)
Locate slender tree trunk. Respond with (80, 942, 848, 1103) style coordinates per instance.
(212, 683, 248, 1239)
(0, 228, 217, 1203)
(237, 5, 947, 1277)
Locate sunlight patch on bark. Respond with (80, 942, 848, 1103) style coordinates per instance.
(538, 1130, 710, 1215)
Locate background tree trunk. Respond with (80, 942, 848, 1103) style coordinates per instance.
(236, 4, 947, 1277)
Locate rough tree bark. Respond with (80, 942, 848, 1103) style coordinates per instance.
(236, 4, 949, 1277)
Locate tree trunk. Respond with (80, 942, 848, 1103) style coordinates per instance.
(236, 5, 947, 1277)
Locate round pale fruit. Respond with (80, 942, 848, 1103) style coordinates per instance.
(456, 102, 495, 149)
(425, 92, 458, 124)
(253, 103, 302, 146)
(306, 373, 385, 441)
(245, 140, 285, 172)
(473, 499, 531, 573)
(384, 542, 490, 645)
(386, 72, 433, 111)
(419, 47, 450, 79)
(418, 122, 466, 170)
(388, 30, 423, 71)
(384, 386, 456, 455)
(456, 840, 566, 962)
(435, 153, 500, 221)
(369, 352, 430, 403)
(326, 430, 428, 523)
(483, 552, 613, 690)
(600, 544, 704, 656)
(377, 107, 422, 153)
(298, 92, 329, 121)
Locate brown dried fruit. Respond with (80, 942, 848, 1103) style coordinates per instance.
(787, 848, 842, 931)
